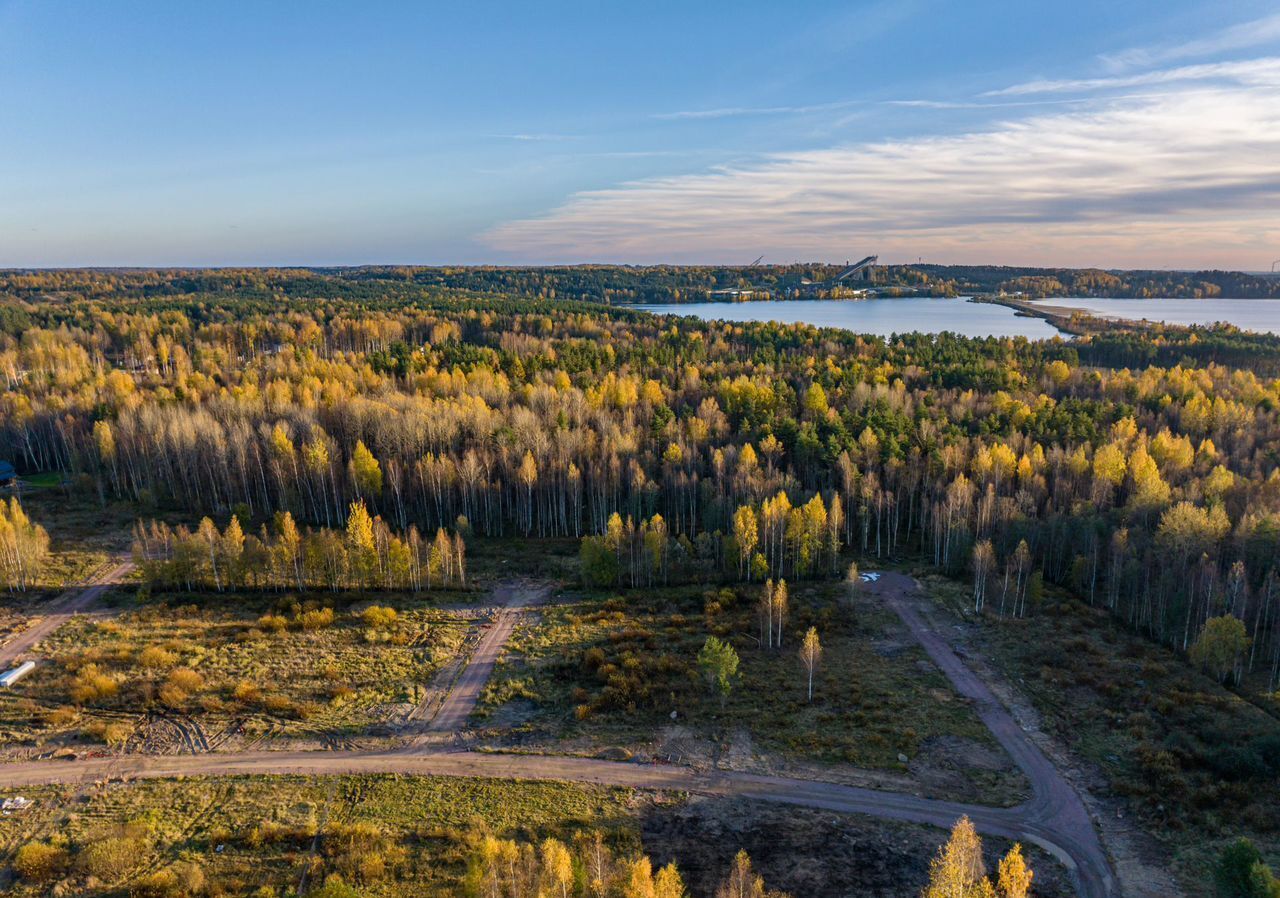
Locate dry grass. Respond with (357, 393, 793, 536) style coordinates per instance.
(0, 774, 649, 897)
(0, 591, 474, 747)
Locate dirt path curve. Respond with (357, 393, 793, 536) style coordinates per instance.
(421, 579, 551, 735)
(0, 747, 1104, 892)
(862, 572, 1116, 898)
(0, 560, 134, 668)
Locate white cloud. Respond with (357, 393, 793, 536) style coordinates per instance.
(1101, 12, 1280, 70)
(985, 57, 1280, 96)
(484, 79, 1280, 269)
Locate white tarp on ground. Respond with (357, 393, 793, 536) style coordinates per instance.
(859, 572, 881, 582)
(0, 660, 35, 687)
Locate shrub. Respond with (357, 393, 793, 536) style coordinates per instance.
(167, 668, 205, 693)
(84, 719, 133, 746)
(78, 835, 145, 881)
(131, 868, 180, 898)
(131, 862, 205, 898)
(233, 680, 261, 704)
(44, 704, 79, 726)
(360, 606, 398, 630)
(138, 646, 178, 669)
(1208, 745, 1268, 782)
(159, 668, 205, 706)
(309, 876, 362, 898)
(257, 613, 288, 633)
(69, 664, 120, 705)
(14, 841, 70, 883)
(299, 608, 336, 631)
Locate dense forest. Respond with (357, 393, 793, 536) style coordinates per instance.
(1, 268, 1279, 697)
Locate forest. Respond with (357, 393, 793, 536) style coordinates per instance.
(2, 268, 1279, 701)
(4, 264, 1278, 309)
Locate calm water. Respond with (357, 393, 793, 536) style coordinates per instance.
(1035, 297, 1280, 334)
(636, 298, 1066, 340)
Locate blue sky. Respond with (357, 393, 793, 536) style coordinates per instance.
(2, 1, 1278, 268)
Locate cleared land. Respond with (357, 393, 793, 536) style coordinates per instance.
(0, 773, 1071, 898)
(476, 577, 1026, 803)
(0, 568, 1114, 897)
(0, 590, 475, 754)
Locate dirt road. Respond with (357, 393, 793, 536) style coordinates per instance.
(422, 579, 549, 735)
(862, 571, 1116, 898)
(0, 560, 134, 667)
(0, 570, 1117, 898)
(0, 746, 1104, 894)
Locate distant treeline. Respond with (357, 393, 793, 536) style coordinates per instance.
(914, 264, 1280, 299)
(3, 264, 1277, 306)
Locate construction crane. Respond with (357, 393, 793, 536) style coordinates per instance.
(747, 255, 764, 267)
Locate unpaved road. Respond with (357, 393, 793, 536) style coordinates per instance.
(0, 570, 1116, 898)
(0, 561, 134, 667)
(0, 746, 1108, 877)
(424, 580, 550, 734)
(863, 572, 1115, 898)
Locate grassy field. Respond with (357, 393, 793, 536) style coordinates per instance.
(478, 576, 1012, 784)
(921, 571, 1280, 896)
(0, 590, 476, 750)
(0, 774, 649, 897)
(0, 773, 1069, 898)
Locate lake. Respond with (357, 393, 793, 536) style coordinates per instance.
(1033, 297, 1280, 334)
(636, 297, 1066, 340)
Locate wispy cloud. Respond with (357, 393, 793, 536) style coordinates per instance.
(886, 97, 1103, 109)
(499, 133, 580, 142)
(1100, 12, 1280, 70)
(984, 57, 1280, 96)
(653, 100, 860, 121)
(485, 80, 1280, 268)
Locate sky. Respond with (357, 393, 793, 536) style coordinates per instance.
(2, 0, 1279, 269)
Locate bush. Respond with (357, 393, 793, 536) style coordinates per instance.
(1251, 732, 1280, 773)
(13, 841, 70, 883)
(159, 668, 205, 706)
(1207, 746, 1268, 782)
(44, 704, 79, 726)
(138, 646, 178, 669)
(131, 868, 181, 898)
(78, 835, 145, 881)
(257, 613, 288, 633)
(308, 876, 363, 898)
(360, 606, 398, 630)
(84, 719, 133, 746)
(130, 862, 205, 898)
(299, 608, 336, 631)
(69, 664, 120, 705)
(167, 668, 205, 693)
